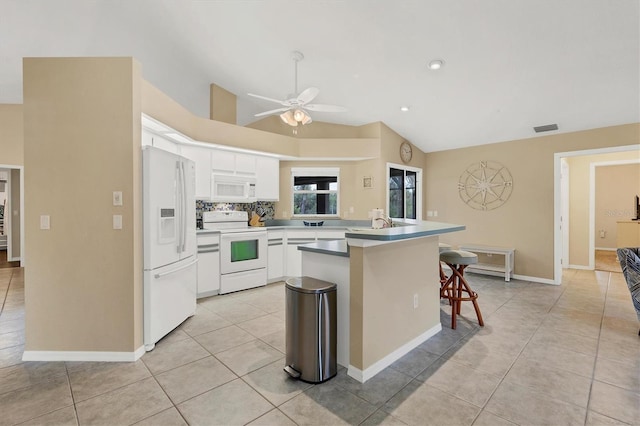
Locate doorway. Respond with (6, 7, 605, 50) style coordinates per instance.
(0, 166, 23, 268)
(554, 145, 640, 283)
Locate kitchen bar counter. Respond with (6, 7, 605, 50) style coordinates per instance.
(299, 220, 465, 383)
(297, 240, 349, 257)
(345, 221, 464, 242)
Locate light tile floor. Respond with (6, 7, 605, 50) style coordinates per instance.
(1, 267, 639, 425)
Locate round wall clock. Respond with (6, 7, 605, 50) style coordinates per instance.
(400, 141, 412, 163)
(458, 161, 513, 210)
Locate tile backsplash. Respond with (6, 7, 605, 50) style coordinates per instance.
(195, 200, 276, 221)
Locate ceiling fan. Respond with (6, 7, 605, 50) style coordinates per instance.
(248, 51, 347, 127)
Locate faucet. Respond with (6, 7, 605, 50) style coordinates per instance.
(374, 217, 393, 228)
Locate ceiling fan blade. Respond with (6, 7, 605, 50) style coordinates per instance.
(254, 107, 290, 117)
(296, 87, 319, 105)
(304, 103, 347, 113)
(248, 93, 287, 105)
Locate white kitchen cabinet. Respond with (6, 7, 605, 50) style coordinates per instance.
(197, 233, 220, 298)
(256, 156, 280, 201)
(179, 145, 212, 200)
(285, 230, 316, 278)
(267, 230, 285, 282)
(235, 153, 256, 175)
(211, 150, 236, 174)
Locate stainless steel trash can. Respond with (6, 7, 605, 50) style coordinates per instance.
(284, 276, 337, 383)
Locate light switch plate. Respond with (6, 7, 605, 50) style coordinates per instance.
(113, 215, 122, 230)
(40, 215, 50, 230)
(113, 191, 123, 206)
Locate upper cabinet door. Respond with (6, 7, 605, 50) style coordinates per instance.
(178, 145, 212, 200)
(235, 153, 256, 175)
(211, 150, 236, 173)
(256, 156, 279, 201)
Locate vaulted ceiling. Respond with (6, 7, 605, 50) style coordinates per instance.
(2, 0, 638, 152)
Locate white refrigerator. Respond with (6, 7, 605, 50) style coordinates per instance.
(143, 146, 197, 351)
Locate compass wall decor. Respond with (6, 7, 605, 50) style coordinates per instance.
(458, 161, 513, 210)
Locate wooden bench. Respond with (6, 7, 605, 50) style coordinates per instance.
(458, 244, 515, 282)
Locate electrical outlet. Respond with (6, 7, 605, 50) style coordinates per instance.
(413, 294, 419, 309)
(433, 210, 438, 217)
(349, 206, 354, 213)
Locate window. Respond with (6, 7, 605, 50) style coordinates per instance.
(291, 168, 340, 217)
(388, 164, 421, 221)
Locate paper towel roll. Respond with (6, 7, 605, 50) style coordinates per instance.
(371, 208, 385, 229)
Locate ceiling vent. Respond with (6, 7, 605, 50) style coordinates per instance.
(533, 124, 559, 133)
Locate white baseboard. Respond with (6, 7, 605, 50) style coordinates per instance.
(567, 264, 591, 270)
(22, 346, 145, 362)
(595, 247, 618, 252)
(511, 274, 557, 285)
(467, 269, 557, 285)
(347, 323, 442, 383)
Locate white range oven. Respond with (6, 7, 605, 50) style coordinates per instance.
(203, 211, 267, 294)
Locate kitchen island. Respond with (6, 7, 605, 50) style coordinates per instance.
(299, 221, 465, 383)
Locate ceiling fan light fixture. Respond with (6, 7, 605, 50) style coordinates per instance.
(300, 113, 312, 125)
(280, 110, 298, 126)
(293, 109, 306, 122)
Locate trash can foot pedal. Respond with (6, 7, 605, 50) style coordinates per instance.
(284, 365, 301, 379)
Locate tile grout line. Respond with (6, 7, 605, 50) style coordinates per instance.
(0, 268, 14, 316)
(583, 271, 609, 426)
(63, 361, 81, 426)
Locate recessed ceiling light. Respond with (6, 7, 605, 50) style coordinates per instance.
(428, 59, 444, 70)
(400, 106, 410, 112)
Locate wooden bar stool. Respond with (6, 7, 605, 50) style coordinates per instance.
(438, 243, 452, 288)
(439, 249, 484, 330)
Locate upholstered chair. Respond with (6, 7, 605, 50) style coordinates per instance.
(617, 247, 640, 336)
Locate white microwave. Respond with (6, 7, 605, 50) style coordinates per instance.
(211, 174, 257, 202)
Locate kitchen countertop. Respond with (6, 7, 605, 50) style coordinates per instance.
(264, 219, 371, 228)
(297, 239, 349, 257)
(344, 220, 465, 241)
(196, 229, 220, 234)
(197, 220, 464, 239)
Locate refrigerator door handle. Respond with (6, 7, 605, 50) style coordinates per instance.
(181, 160, 187, 253)
(153, 258, 198, 279)
(176, 161, 182, 253)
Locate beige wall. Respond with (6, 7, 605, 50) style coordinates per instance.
(595, 163, 640, 249)
(274, 123, 426, 220)
(425, 124, 640, 280)
(247, 115, 366, 138)
(349, 236, 440, 370)
(23, 58, 142, 352)
(0, 104, 24, 166)
(209, 84, 237, 124)
(567, 150, 640, 265)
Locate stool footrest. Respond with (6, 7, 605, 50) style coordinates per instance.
(440, 262, 484, 329)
